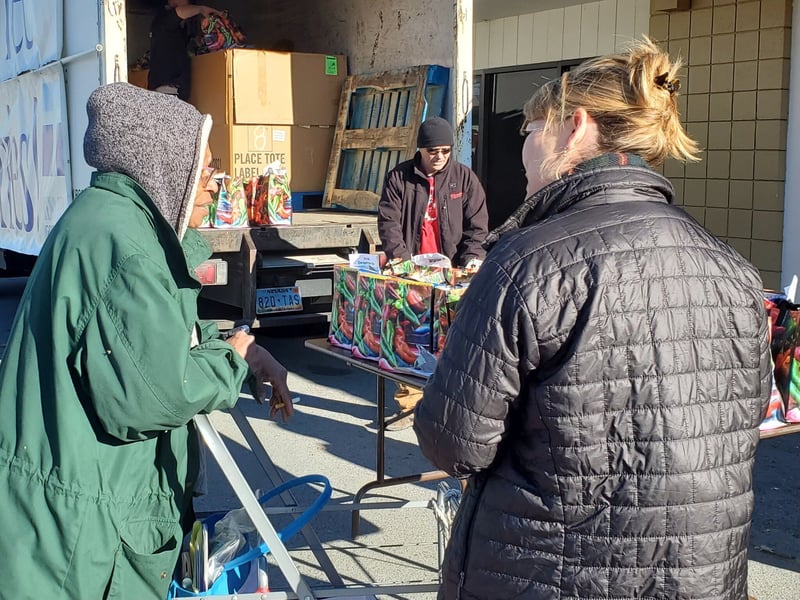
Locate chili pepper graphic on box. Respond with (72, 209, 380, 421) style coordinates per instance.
(379, 278, 435, 376)
(328, 264, 359, 349)
(351, 273, 389, 361)
(432, 285, 469, 356)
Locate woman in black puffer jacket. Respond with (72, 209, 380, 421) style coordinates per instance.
(414, 38, 771, 600)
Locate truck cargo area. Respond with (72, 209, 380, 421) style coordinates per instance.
(195, 212, 380, 329)
(124, 0, 465, 329)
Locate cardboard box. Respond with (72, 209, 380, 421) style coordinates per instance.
(206, 124, 333, 192)
(379, 278, 435, 376)
(432, 285, 468, 356)
(128, 69, 149, 90)
(189, 49, 346, 126)
(328, 265, 358, 349)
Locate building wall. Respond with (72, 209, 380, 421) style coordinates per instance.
(241, 0, 458, 74)
(474, 0, 792, 290)
(474, 0, 651, 69)
(651, 0, 791, 290)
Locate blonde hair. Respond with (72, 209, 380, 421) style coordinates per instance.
(523, 37, 700, 179)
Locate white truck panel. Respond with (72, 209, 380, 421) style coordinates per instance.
(62, 51, 100, 198)
(0, 65, 70, 254)
(62, 0, 113, 197)
(63, 0, 101, 58)
(0, 0, 73, 256)
(453, 0, 473, 167)
(0, 0, 61, 82)
(100, 0, 127, 84)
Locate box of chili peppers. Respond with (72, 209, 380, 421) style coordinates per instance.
(432, 285, 469, 356)
(378, 277, 435, 376)
(351, 273, 390, 361)
(328, 264, 359, 349)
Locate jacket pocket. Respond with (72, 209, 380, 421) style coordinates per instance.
(105, 518, 182, 600)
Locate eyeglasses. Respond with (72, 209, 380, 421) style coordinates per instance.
(520, 119, 545, 137)
(425, 147, 451, 157)
(200, 166, 218, 188)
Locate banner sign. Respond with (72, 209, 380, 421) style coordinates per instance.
(0, 0, 62, 82)
(0, 64, 70, 255)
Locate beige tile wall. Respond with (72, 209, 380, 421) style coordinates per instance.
(651, 0, 792, 290)
(474, 0, 651, 69)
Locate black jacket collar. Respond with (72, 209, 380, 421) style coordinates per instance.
(484, 161, 674, 247)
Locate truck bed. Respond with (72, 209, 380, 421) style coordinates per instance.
(197, 210, 379, 254)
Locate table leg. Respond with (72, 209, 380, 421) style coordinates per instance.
(352, 374, 387, 537)
(350, 375, 451, 537)
(376, 373, 386, 483)
(351, 470, 451, 537)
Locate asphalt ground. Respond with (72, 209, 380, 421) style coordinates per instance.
(0, 276, 798, 599)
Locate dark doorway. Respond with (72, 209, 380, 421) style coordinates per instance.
(474, 62, 577, 231)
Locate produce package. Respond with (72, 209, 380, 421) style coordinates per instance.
(328, 264, 358, 349)
(761, 356, 786, 431)
(351, 273, 389, 361)
(213, 175, 248, 228)
(383, 258, 446, 284)
(379, 278, 435, 376)
(382, 258, 477, 286)
(250, 168, 292, 226)
(188, 11, 248, 55)
(765, 296, 800, 422)
(432, 285, 468, 356)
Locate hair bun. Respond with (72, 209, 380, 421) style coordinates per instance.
(654, 72, 681, 95)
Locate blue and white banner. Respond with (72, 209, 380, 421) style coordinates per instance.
(0, 64, 70, 255)
(0, 0, 62, 82)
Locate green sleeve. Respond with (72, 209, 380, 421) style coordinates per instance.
(198, 319, 222, 343)
(70, 254, 250, 441)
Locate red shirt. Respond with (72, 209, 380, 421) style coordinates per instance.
(419, 175, 441, 254)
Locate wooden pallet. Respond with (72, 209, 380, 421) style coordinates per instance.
(322, 65, 448, 212)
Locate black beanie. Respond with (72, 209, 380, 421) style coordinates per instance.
(417, 117, 454, 148)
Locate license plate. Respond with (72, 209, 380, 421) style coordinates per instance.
(255, 286, 303, 314)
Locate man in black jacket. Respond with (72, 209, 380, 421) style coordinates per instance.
(378, 117, 487, 268)
(377, 117, 488, 429)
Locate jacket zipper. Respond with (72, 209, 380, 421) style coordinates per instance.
(438, 196, 447, 251)
(456, 478, 485, 600)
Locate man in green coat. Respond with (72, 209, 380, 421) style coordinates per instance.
(0, 83, 292, 599)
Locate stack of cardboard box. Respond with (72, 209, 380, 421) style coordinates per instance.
(189, 49, 346, 193)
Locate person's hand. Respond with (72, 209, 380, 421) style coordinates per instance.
(226, 331, 294, 422)
(198, 5, 222, 17)
(176, 4, 221, 19)
(382, 257, 413, 276)
(463, 258, 484, 273)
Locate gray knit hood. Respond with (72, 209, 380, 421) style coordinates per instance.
(83, 82, 212, 239)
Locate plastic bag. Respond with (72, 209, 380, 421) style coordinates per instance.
(213, 175, 248, 228)
(205, 496, 262, 584)
(250, 163, 292, 226)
